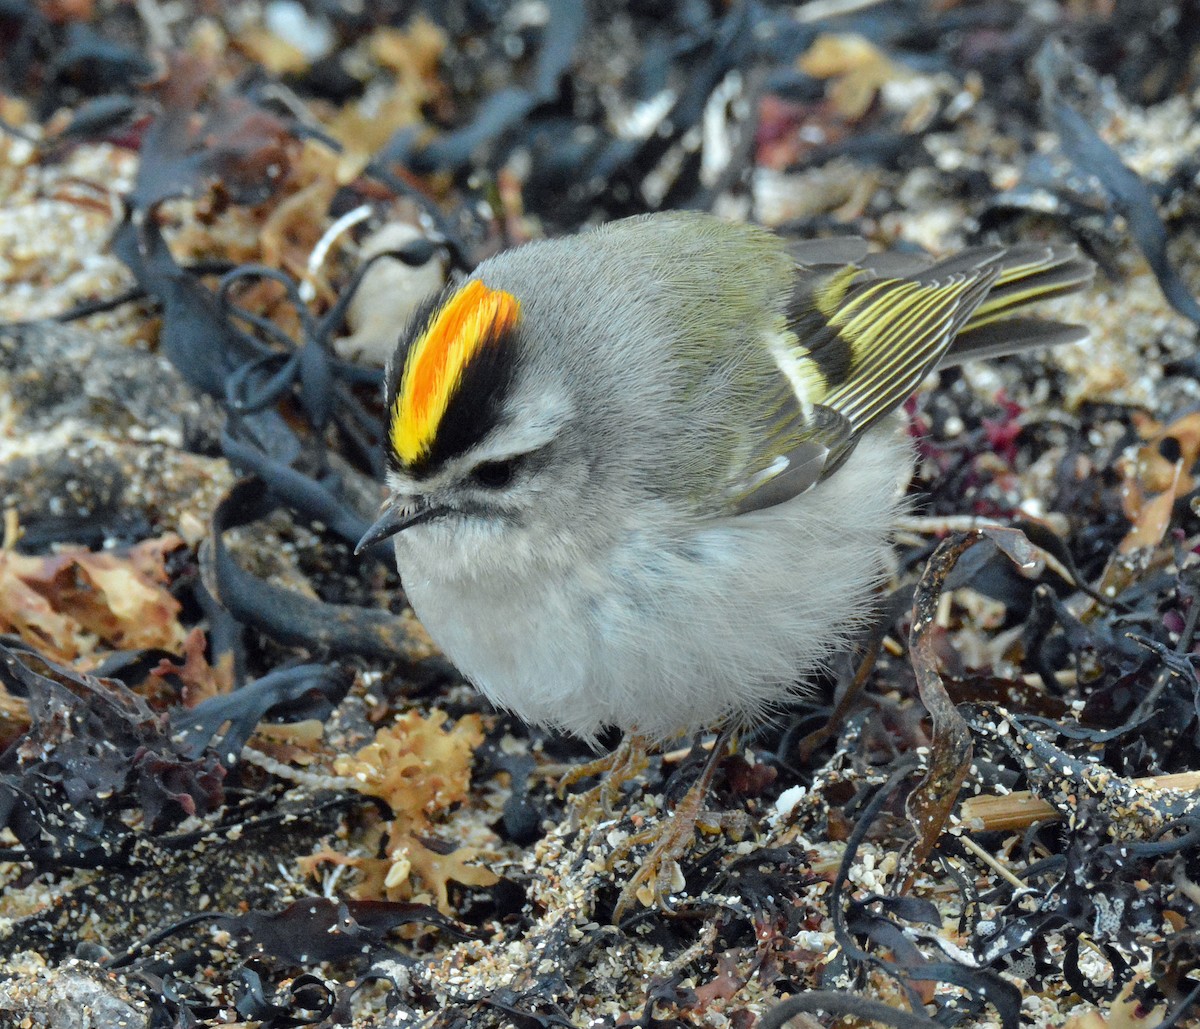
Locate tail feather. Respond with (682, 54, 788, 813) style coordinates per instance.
(963, 247, 1094, 331)
(944, 317, 1091, 365)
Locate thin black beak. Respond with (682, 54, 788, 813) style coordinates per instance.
(354, 502, 440, 555)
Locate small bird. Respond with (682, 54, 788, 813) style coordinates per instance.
(357, 211, 1092, 914)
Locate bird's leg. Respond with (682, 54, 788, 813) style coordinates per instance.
(559, 732, 650, 814)
(612, 724, 737, 922)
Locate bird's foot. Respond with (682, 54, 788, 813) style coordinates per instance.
(558, 733, 650, 815)
(611, 776, 706, 921)
(610, 729, 742, 922)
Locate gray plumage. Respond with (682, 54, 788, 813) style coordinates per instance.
(365, 212, 1092, 742)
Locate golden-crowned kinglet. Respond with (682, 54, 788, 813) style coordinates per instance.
(357, 211, 1092, 744)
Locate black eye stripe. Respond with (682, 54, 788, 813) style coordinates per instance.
(471, 457, 519, 489)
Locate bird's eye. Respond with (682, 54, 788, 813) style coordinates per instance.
(471, 458, 519, 489)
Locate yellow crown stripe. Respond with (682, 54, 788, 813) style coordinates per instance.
(390, 280, 521, 466)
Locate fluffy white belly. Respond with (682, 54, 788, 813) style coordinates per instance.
(395, 428, 910, 743)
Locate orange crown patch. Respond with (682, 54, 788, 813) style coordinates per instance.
(390, 280, 521, 468)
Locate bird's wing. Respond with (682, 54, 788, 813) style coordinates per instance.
(726, 244, 1091, 516)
